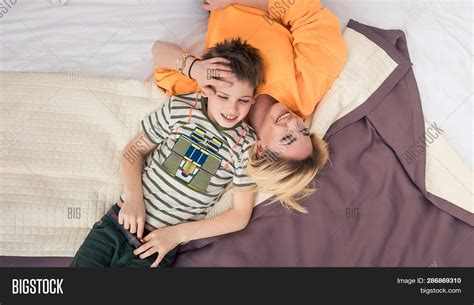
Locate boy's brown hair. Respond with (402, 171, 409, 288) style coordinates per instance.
(201, 37, 265, 92)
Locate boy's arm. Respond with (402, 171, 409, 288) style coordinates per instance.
(119, 131, 157, 238)
(176, 186, 256, 241)
(134, 186, 256, 267)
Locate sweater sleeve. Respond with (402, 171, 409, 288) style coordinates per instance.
(153, 67, 200, 96)
(267, 0, 348, 116)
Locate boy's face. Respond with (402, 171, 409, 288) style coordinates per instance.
(205, 77, 255, 128)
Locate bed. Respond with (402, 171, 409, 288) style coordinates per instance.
(0, 1, 472, 266)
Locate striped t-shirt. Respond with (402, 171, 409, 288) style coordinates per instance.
(140, 93, 256, 230)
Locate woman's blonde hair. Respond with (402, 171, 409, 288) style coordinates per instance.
(247, 134, 329, 213)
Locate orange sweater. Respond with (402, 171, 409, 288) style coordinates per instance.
(154, 0, 347, 118)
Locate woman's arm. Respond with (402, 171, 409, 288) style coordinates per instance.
(151, 40, 234, 94)
(267, 0, 348, 115)
(203, 0, 348, 116)
(134, 186, 256, 267)
(119, 131, 157, 239)
(202, 0, 268, 11)
(151, 41, 188, 71)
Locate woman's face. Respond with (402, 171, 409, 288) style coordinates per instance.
(249, 95, 313, 161)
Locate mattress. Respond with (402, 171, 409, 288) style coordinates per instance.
(0, 0, 471, 166)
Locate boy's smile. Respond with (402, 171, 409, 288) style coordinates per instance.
(221, 113, 238, 123)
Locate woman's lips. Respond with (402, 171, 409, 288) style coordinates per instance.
(275, 110, 291, 123)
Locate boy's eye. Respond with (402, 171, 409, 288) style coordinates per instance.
(217, 95, 228, 100)
(239, 99, 250, 103)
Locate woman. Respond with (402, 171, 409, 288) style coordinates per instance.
(151, 0, 347, 212)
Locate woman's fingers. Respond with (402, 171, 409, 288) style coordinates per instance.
(210, 60, 232, 67)
(201, 1, 231, 12)
(209, 70, 234, 78)
(210, 64, 232, 72)
(201, 0, 210, 9)
(210, 78, 233, 88)
(209, 57, 232, 67)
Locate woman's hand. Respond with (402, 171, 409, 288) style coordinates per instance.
(186, 57, 235, 96)
(118, 196, 146, 239)
(134, 226, 184, 267)
(201, 0, 234, 11)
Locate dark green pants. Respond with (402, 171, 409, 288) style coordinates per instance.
(71, 215, 178, 268)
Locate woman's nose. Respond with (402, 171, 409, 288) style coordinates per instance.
(286, 117, 300, 129)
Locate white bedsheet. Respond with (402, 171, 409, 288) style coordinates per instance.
(0, 0, 472, 165)
(0, 0, 209, 80)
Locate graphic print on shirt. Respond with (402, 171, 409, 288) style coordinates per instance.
(162, 127, 223, 192)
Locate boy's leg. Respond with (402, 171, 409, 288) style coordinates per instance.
(71, 204, 181, 267)
(70, 215, 126, 267)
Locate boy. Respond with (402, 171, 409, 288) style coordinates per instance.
(71, 38, 265, 267)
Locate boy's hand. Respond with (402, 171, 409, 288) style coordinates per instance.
(134, 226, 183, 267)
(187, 57, 234, 96)
(118, 196, 146, 239)
(201, 0, 233, 11)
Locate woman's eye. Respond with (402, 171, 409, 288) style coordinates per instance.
(218, 95, 228, 100)
(280, 135, 292, 143)
(239, 99, 250, 104)
(280, 134, 298, 145)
